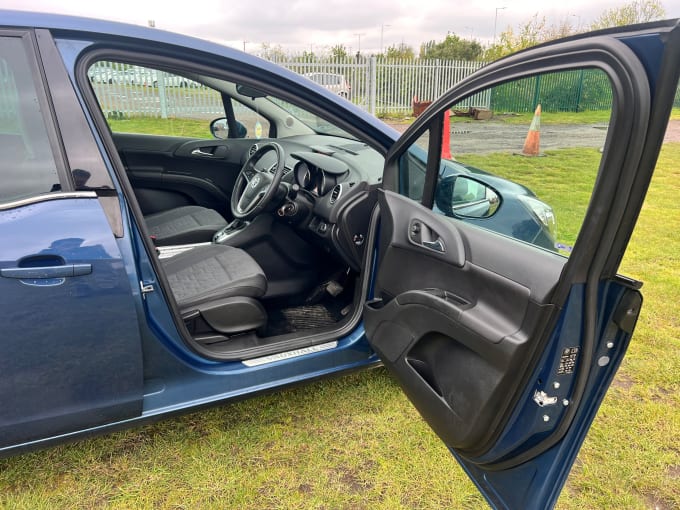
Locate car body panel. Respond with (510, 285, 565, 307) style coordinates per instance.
(0, 196, 144, 449)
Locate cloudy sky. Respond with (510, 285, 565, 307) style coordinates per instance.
(3, 0, 679, 54)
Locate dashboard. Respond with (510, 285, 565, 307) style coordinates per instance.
(245, 135, 384, 270)
(293, 160, 337, 196)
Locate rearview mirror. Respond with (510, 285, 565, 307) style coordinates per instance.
(236, 84, 267, 98)
(435, 175, 500, 218)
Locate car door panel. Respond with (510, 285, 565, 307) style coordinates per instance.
(0, 195, 144, 449)
(365, 190, 562, 451)
(366, 21, 679, 510)
(113, 132, 247, 216)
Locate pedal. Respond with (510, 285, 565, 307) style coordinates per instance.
(325, 280, 344, 297)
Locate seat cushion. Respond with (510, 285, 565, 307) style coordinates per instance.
(145, 205, 228, 245)
(162, 244, 266, 311)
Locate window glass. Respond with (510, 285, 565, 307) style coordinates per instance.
(89, 61, 269, 139)
(400, 68, 612, 256)
(0, 36, 60, 203)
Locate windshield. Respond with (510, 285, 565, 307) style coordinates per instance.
(268, 97, 356, 140)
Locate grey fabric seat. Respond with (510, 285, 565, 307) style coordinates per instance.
(162, 244, 267, 334)
(145, 205, 228, 246)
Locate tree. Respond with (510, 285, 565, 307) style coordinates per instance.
(419, 33, 483, 61)
(294, 50, 317, 63)
(486, 2, 666, 62)
(259, 43, 286, 61)
(330, 44, 348, 60)
(484, 14, 579, 61)
(384, 43, 415, 60)
(590, 0, 665, 29)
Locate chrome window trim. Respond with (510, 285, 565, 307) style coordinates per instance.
(0, 191, 98, 211)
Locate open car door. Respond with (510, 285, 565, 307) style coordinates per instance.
(364, 21, 680, 509)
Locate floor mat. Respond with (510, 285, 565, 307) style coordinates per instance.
(264, 300, 351, 336)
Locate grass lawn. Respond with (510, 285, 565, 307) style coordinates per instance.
(379, 109, 614, 126)
(107, 117, 213, 139)
(0, 146, 677, 509)
(457, 147, 600, 255)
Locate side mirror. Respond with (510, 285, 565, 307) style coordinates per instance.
(210, 118, 247, 139)
(435, 175, 501, 218)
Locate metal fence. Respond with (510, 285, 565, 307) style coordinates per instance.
(491, 69, 614, 113)
(85, 58, 488, 119)
(77, 59, 680, 120)
(0, 58, 19, 131)
(268, 56, 488, 114)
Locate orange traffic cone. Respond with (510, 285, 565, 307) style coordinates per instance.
(521, 104, 542, 156)
(441, 110, 452, 160)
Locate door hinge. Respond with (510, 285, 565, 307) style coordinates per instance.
(140, 280, 155, 299)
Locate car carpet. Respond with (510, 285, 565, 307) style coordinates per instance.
(263, 297, 351, 336)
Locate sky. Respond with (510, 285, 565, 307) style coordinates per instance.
(2, 0, 680, 54)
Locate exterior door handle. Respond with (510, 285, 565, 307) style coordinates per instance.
(0, 264, 92, 279)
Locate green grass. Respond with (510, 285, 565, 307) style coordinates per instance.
(0, 146, 677, 509)
(484, 109, 611, 125)
(379, 109, 613, 126)
(457, 147, 601, 254)
(107, 117, 213, 139)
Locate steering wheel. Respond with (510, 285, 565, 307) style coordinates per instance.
(230, 142, 286, 220)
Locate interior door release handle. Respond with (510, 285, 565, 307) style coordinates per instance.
(191, 148, 214, 157)
(422, 238, 446, 253)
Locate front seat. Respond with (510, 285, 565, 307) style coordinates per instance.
(162, 244, 267, 335)
(145, 205, 228, 245)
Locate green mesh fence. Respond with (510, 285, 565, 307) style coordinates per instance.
(490, 69, 613, 113)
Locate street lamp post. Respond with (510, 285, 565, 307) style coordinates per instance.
(493, 6, 506, 46)
(354, 32, 366, 53)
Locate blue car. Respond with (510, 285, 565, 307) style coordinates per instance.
(1, 11, 678, 509)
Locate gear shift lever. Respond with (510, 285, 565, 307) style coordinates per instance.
(214, 219, 247, 244)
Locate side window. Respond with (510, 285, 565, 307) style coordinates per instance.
(0, 35, 60, 203)
(88, 61, 269, 139)
(400, 68, 612, 256)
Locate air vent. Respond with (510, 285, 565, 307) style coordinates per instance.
(248, 144, 259, 157)
(329, 184, 342, 204)
(268, 164, 292, 175)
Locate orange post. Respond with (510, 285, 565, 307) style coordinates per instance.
(521, 104, 542, 156)
(441, 110, 451, 160)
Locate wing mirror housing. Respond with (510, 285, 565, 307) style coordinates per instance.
(210, 118, 247, 139)
(435, 175, 501, 219)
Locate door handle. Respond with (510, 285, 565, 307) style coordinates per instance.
(422, 238, 446, 253)
(409, 220, 446, 253)
(1, 264, 92, 279)
(191, 148, 215, 157)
